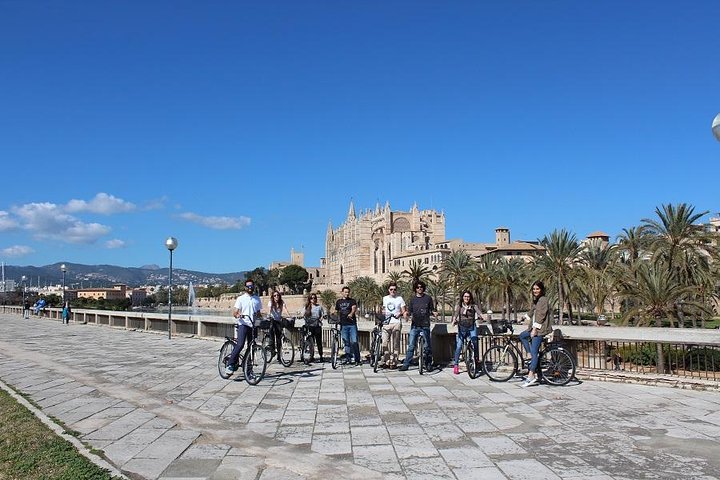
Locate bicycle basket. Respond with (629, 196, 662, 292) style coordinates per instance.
(328, 315, 340, 325)
(255, 317, 272, 330)
(491, 319, 511, 334)
(282, 317, 296, 329)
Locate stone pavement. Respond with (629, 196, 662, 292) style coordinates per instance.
(0, 314, 719, 480)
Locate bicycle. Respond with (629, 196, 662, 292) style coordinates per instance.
(261, 317, 296, 367)
(458, 328, 481, 379)
(482, 321, 576, 386)
(328, 315, 343, 369)
(218, 317, 269, 385)
(403, 317, 431, 375)
(369, 314, 399, 373)
(299, 315, 322, 365)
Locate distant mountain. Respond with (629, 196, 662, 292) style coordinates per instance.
(2, 262, 247, 288)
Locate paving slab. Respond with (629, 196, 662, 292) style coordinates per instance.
(1, 313, 719, 479)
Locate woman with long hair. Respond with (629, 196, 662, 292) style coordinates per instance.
(304, 293, 325, 362)
(519, 280, 552, 387)
(451, 290, 483, 375)
(267, 290, 290, 361)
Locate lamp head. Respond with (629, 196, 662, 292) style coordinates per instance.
(165, 237, 178, 251)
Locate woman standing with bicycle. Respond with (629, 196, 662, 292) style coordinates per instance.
(304, 293, 325, 362)
(451, 291, 483, 375)
(519, 280, 552, 387)
(268, 291, 291, 362)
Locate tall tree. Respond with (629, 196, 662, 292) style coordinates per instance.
(402, 260, 431, 285)
(537, 229, 581, 324)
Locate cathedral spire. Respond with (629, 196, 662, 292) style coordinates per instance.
(347, 199, 356, 220)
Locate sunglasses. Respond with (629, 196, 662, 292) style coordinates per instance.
(245, 285, 254, 289)
(389, 288, 397, 291)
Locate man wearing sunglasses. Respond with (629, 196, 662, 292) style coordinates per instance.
(335, 286, 361, 366)
(399, 280, 435, 372)
(225, 280, 263, 376)
(382, 282, 407, 369)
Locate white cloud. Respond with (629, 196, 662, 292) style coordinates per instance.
(66, 193, 136, 215)
(143, 196, 167, 211)
(1, 245, 34, 257)
(105, 239, 126, 249)
(178, 212, 251, 230)
(0, 211, 18, 231)
(12, 202, 111, 244)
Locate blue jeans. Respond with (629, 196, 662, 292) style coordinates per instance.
(519, 329, 542, 373)
(341, 324, 361, 363)
(454, 325, 478, 366)
(403, 326, 432, 367)
(228, 324, 253, 368)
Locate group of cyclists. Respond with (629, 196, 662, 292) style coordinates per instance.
(224, 277, 552, 387)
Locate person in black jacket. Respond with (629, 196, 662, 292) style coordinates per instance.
(399, 280, 435, 372)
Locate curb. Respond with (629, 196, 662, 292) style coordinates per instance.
(575, 368, 720, 392)
(0, 378, 128, 479)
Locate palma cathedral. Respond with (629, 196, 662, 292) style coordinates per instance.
(315, 200, 548, 289)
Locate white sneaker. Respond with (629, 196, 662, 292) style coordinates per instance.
(224, 366, 237, 376)
(521, 377, 538, 387)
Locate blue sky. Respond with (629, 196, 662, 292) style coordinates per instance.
(1, 1, 718, 274)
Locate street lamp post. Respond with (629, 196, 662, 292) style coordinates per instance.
(165, 237, 178, 340)
(21, 275, 27, 319)
(61, 264, 66, 306)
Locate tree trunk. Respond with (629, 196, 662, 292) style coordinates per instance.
(557, 278, 563, 325)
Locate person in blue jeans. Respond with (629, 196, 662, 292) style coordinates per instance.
(399, 281, 435, 372)
(518, 280, 552, 387)
(451, 291, 484, 375)
(335, 286, 361, 366)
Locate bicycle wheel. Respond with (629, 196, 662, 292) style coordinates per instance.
(540, 347, 575, 386)
(301, 335, 313, 365)
(368, 331, 376, 367)
(279, 333, 295, 367)
(483, 345, 518, 382)
(373, 335, 382, 373)
(218, 340, 235, 379)
(418, 335, 425, 375)
(465, 342, 478, 379)
(261, 334, 273, 362)
(330, 333, 339, 370)
(243, 344, 267, 386)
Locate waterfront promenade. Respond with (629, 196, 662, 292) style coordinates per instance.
(1, 313, 719, 480)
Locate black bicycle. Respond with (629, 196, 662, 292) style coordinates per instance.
(482, 321, 576, 386)
(299, 315, 322, 365)
(369, 315, 387, 373)
(328, 315, 344, 369)
(261, 317, 296, 367)
(459, 329, 481, 379)
(218, 318, 269, 385)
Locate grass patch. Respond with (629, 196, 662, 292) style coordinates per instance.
(0, 389, 121, 480)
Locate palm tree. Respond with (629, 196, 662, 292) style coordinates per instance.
(617, 260, 707, 372)
(617, 226, 649, 267)
(537, 229, 581, 324)
(318, 290, 337, 317)
(426, 276, 451, 321)
(577, 239, 617, 317)
(386, 271, 402, 284)
(402, 260, 431, 285)
(642, 203, 714, 327)
(440, 250, 476, 298)
(348, 276, 382, 314)
(490, 257, 527, 321)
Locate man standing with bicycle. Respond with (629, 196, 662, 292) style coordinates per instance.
(225, 280, 262, 376)
(335, 286, 361, 366)
(381, 282, 406, 369)
(399, 280, 435, 372)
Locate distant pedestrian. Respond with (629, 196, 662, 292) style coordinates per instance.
(451, 291, 483, 375)
(335, 286, 360, 365)
(62, 301, 72, 324)
(23, 299, 30, 319)
(304, 293, 325, 362)
(519, 280, 552, 387)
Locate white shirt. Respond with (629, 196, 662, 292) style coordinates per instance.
(234, 293, 262, 327)
(383, 295, 405, 325)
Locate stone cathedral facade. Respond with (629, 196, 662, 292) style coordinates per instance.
(322, 201, 446, 286)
